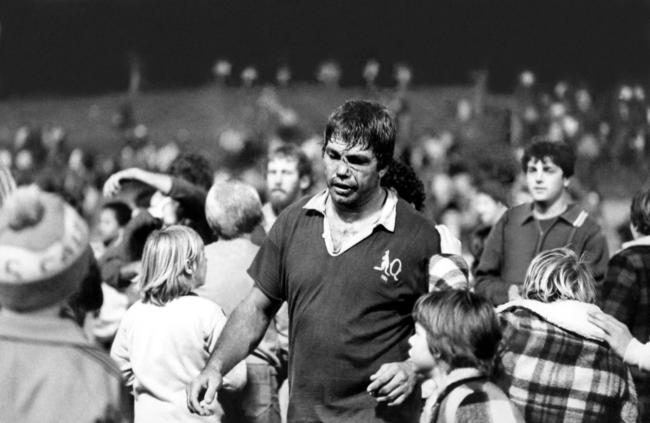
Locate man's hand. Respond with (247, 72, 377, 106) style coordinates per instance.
(367, 361, 417, 406)
(102, 168, 142, 197)
(587, 310, 633, 359)
(508, 284, 521, 301)
(436, 224, 462, 255)
(186, 366, 224, 416)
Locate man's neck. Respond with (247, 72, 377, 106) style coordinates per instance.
(331, 188, 386, 223)
(533, 193, 569, 220)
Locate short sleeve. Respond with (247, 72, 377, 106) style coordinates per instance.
(205, 303, 228, 353)
(247, 219, 286, 301)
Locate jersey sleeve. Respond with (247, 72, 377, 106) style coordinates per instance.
(247, 215, 286, 301)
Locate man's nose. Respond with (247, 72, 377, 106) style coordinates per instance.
(335, 160, 351, 176)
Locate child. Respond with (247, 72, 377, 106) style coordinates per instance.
(409, 290, 523, 423)
(98, 200, 132, 251)
(111, 225, 246, 422)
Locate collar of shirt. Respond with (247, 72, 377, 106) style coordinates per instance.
(303, 188, 398, 256)
(517, 202, 584, 226)
(622, 234, 650, 250)
(0, 313, 88, 346)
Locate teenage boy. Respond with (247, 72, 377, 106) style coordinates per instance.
(475, 140, 608, 306)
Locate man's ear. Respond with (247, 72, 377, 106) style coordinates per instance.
(378, 166, 388, 179)
(299, 176, 311, 192)
(563, 177, 570, 188)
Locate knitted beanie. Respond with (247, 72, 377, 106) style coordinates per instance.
(429, 254, 470, 291)
(0, 186, 90, 311)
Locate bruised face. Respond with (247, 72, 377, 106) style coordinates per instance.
(323, 138, 386, 210)
(266, 157, 306, 214)
(525, 157, 568, 207)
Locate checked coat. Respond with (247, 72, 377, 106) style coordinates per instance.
(496, 301, 638, 423)
(599, 236, 650, 421)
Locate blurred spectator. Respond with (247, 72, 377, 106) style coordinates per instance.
(0, 186, 127, 422)
(262, 144, 313, 233)
(199, 179, 287, 423)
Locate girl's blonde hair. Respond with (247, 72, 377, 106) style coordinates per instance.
(138, 225, 204, 305)
(522, 247, 596, 304)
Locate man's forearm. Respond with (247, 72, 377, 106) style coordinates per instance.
(206, 293, 275, 375)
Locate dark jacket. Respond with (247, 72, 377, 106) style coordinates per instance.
(475, 202, 608, 305)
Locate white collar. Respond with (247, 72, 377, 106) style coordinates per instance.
(303, 188, 398, 233)
(622, 234, 650, 250)
(497, 299, 606, 341)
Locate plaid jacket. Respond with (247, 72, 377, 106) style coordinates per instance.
(497, 305, 638, 423)
(599, 239, 650, 421)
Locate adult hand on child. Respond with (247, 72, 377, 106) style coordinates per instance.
(587, 310, 633, 360)
(508, 284, 522, 301)
(436, 224, 462, 255)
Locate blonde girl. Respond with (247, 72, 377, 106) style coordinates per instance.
(111, 225, 246, 422)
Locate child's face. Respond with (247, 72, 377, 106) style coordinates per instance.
(408, 323, 437, 374)
(98, 209, 120, 244)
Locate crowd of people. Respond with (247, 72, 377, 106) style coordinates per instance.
(0, 85, 649, 423)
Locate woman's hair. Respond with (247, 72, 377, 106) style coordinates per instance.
(413, 290, 502, 375)
(138, 225, 204, 305)
(522, 247, 596, 303)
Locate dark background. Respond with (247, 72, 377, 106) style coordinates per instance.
(1, 0, 648, 95)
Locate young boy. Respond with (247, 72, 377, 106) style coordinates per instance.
(475, 140, 608, 305)
(409, 290, 523, 423)
(0, 186, 127, 422)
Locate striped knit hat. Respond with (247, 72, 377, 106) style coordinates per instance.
(0, 186, 91, 311)
(0, 164, 16, 209)
(429, 254, 470, 291)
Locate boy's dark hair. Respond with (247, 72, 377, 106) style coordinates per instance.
(169, 152, 214, 191)
(413, 290, 502, 375)
(381, 160, 425, 211)
(267, 144, 313, 184)
(101, 201, 132, 227)
(323, 100, 395, 170)
(521, 140, 575, 178)
(631, 187, 650, 236)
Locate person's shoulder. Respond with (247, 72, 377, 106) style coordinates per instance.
(396, 198, 436, 231)
(75, 343, 124, 381)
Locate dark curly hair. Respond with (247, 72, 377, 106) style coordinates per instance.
(521, 139, 575, 178)
(169, 152, 214, 191)
(381, 160, 425, 211)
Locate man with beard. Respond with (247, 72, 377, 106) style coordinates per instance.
(187, 100, 452, 422)
(262, 145, 313, 233)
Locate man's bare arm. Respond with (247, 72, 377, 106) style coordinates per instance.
(186, 286, 281, 415)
